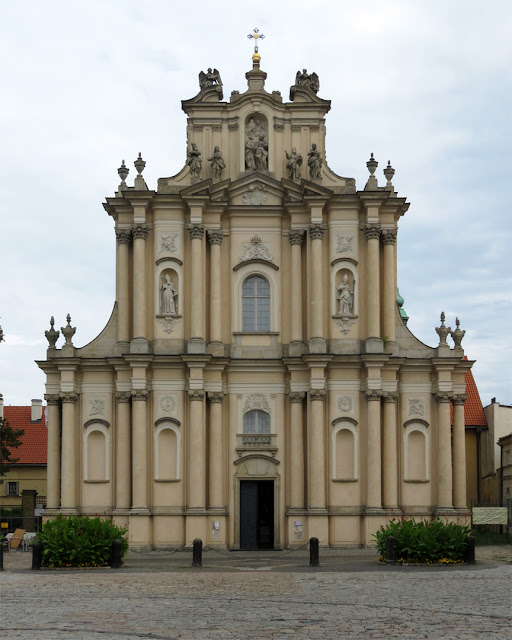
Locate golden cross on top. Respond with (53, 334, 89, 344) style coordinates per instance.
(247, 27, 265, 53)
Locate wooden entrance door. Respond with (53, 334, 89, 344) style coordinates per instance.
(239, 480, 274, 550)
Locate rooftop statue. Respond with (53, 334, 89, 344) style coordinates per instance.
(307, 143, 323, 180)
(295, 69, 319, 93)
(199, 68, 222, 89)
(285, 148, 302, 180)
(208, 146, 226, 180)
(187, 143, 202, 180)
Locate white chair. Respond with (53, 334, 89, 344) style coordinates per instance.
(22, 532, 37, 551)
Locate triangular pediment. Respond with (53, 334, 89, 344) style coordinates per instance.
(228, 173, 284, 207)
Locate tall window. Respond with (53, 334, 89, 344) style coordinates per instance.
(243, 410, 270, 434)
(242, 275, 270, 331)
(6, 482, 18, 496)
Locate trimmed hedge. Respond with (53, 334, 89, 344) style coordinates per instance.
(374, 517, 471, 563)
(37, 515, 128, 567)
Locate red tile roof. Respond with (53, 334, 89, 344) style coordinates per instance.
(3, 406, 47, 465)
(450, 368, 487, 427)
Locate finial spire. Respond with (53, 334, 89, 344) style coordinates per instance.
(247, 28, 265, 65)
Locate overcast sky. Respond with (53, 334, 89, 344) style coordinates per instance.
(1, 0, 511, 408)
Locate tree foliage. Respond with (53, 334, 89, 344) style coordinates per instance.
(0, 416, 24, 477)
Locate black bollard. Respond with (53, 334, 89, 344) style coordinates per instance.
(0, 538, 3, 571)
(386, 535, 398, 564)
(463, 536, 476, 564)
(32, 540, 42, 570)
(309, 537, 319, 567)
(111, 538, 123, 569)
(192, 538, 202, 567)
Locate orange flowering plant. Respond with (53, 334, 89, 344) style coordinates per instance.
(37, 515, 128, 568)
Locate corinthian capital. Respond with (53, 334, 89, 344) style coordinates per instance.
(381, 229, 397, 246)
(289, 230, 306, 246)
(132, 224, 148, 240)
(115, 391, 132, 403)
(365, 389, 383, 401)
(44, 394, 60, 406)
(364, 223, 381, 240)
(188, 224, 204, 240)
(207, 229, 223, 245)
(309, 389, 326, 402)
(382, 391, 398, 403)
(452, 394, 467, 406)
(208, 392, 224, 403)
(289, 392, 305, 403)
(309, 223, 326, 240)
(435, 391, 453, 404)
(60, 392, 78, 404)
(131, 389, 149, 402)
(116, 229, 132, 245)
(188, 389, 205, 401)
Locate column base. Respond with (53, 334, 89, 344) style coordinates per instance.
(287, 507, 307, 515)
(383, 340, 399, 356)
(186, 507, 207, 515)
(59, 508, 78, 516)
(130, 507, 151, 516)
(130, 337, 150, 354)
(116, 340, 130, 355)
(364, 337, 383, 353)
(206, 341, 225, 356)
(435, 507, 457, 517)
(308, 338, 327, 354)
(113, 508, 131, 516)
(364, 506, 385, 515)
(289, 341, 307, 357)
(187, 338, 206, 354)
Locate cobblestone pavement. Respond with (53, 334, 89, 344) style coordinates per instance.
(1, 547, 511, 639)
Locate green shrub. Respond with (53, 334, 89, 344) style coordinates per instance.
(37, 515, 128, 567)
(373, 517, 471, 563)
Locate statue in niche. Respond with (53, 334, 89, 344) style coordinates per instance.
(245, 118, 267, 170)
(295, 69, 320, 93)
(160, 274, 178, 315)
(336, 274, 354, 316)
(198, 68, 222, 89)
(187, 143, 202, 179)
(285, 148, 302, 179)
(254, 135, 268, 170)
(208, 146, 225, 179)
(307, 143, 323, 180)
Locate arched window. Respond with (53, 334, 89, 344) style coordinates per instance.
(243, 410, 270, 434)
(242, 275, 270, 331)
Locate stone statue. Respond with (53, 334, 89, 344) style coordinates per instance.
(187, 143, 202, 179)
(295, 69, 320, 93)
(160, 274, 178, 315)
(285, 148, 302, 179)
(199, 68, 222, 89)
(336, 274, 354, 315)
(247, 117, 266, 139)
(208, 146, 226, 179)
(254, 135, 268, 170)
(307, 143, 322, 180)
(245, 136, 257, 170)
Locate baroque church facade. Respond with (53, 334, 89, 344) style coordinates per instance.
(39, 52, 471, 549)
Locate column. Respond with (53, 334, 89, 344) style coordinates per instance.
(207, 230, 223, 345)
(309, 224, 326, 349)
(365, 223, 381, 339)
(132, 224, 148, 341)
(116, 229, 131, 348)
(208, 392, 224, 509)
(381, 230, 396, 344)
(188, 224, 205, 341)
(453, 394, 467, 510)
(289, 230, 305, 344)
(366, 390, 383, 510)
(60, 392, 78, 511)
(188, 390, 205, 510)
(382, 392, 398, 509)
(436, 392, 453, 509)
(308, 389, 326, 510)
(131, 389, 149, 511)
(44, 394, 61, 510)
(289, 392, 305, 510)
(115, 392, 132, 511)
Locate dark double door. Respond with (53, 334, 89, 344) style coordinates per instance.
(239, 480, 274, 550)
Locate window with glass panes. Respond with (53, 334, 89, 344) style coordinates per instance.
(6, 482, 18, 496)
(242, 275, 270, 331)
(243, 410, 271, 434)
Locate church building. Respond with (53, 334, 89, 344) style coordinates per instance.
(38, 48, 472, 549)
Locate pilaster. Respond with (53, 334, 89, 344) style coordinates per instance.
(44, 394, 61, 510)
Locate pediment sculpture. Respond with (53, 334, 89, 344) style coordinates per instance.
(238, 236, 273, 264)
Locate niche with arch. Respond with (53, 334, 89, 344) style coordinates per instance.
(154, 418, 181, 481)
(332, 267, 357, 318)
(245, 114, 269, 171)
(331, 418, 358, 481)
(403, 420, 430, 482)
(157, 268, 180, 316)
(83, 420, 110, 483)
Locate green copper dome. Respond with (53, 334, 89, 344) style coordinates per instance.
(397, 287, 409, 325)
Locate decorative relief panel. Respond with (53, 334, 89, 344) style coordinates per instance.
(408, 398, 425, 417)
(160, 394, 177, 417)
(238, 236, 273, 263)
(88, 398, 105, 417)
(159, 232, 178, 255)
(243, 393, 271, 414)
(242, 183, 268, 206)
(337, 395, 353, 413)
(336, 233, 354, 254)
